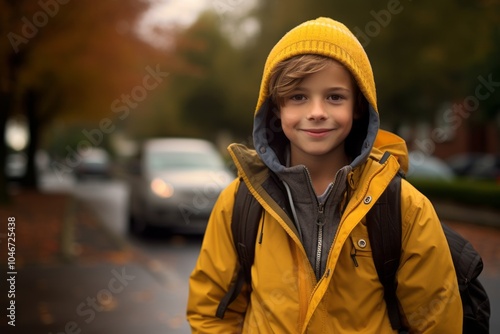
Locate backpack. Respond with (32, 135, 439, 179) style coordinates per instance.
(216, 167, 491, 332)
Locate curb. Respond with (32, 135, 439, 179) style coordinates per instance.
(59, 196, 132, 264)
(64, 195, 176, 287)
(60, 196, 77, 263)
(75, 198, 131, 251)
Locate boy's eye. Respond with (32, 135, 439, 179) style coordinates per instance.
(328, 94, 344, 101)
(289, 94, 306, 101)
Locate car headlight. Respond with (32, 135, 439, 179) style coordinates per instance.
(150, 178, 174, 198)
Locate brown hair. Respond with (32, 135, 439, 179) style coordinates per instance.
(268, 54, 333, 107)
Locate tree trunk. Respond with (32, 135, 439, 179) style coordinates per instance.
(0, 92, 11, 205)
(21, 88, 39, 189)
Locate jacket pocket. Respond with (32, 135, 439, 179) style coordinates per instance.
(349, 225, 373, 268)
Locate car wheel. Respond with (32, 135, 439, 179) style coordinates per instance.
(128, 206, 149, 236)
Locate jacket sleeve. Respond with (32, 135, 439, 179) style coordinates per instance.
(396, 180, 463, 334)
(187, 179, 249, 333)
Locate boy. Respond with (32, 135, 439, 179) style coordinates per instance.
(187, 17, 462, 333)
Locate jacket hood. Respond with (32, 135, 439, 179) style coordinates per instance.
(373, 129, 409, 174)
(252, 17, 385, 172)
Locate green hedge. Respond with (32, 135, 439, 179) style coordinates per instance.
(406, 178, 500, 209)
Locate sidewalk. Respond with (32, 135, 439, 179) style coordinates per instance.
(0, 188, 135, 273)
(0, 189, 187, 334)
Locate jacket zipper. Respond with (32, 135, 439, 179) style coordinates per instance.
(315, 203, 326, 278)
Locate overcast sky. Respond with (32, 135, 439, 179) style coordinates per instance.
(137, 0, 259, 48)
(142, 0, 211, 28)
(136, 0, 209, 46)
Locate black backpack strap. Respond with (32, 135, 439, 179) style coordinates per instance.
(216, 179, 263, 319)
(231, 180, 263, 284)
(216, 268, 246, 319)
(367, 173, 408, 332)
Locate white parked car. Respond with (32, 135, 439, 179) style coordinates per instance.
(127, 138, 235, 235)
(74, 147, 112, 181)
(407, 151, 455, 181)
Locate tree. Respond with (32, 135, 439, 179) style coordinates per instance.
(0, 0, 189, 199)
(137, 11, 259, 144)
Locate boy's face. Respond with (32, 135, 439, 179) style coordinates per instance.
(277, 60, 356, 164)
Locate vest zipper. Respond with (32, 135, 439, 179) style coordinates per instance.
(303, 166, 334, 280)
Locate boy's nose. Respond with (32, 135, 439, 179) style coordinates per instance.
(307, 101, 328, 120)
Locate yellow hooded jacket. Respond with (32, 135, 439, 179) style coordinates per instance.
(187, 17, 462, 333)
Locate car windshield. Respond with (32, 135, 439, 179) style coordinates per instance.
(146, 151, 224, 171)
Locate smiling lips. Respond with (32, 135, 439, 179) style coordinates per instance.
(302, 128, 333, 138)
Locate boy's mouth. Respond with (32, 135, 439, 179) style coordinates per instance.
(302, 128, 333, 137)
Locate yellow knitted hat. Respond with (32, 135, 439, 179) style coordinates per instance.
(256, 17, 377, 114)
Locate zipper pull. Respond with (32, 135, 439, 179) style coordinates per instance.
(350, 245, 359, 267)
(316, 204, 325, 226)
